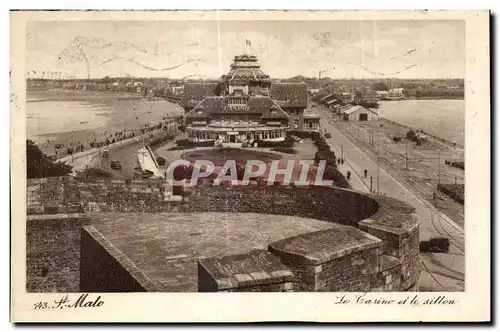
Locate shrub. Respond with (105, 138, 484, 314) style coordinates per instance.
(406, 129, 416, 140)
(254, 137, 294, 148)
(149, 134, 174, 147)
(157, 157, 166, 166)
(79, 167, 112, 179)
(26, 140, 72, 178)
(175, 139, 215, 148)
(287, 131, 316, 140)
(271, 147, 297, 154)
(168, 146, 185, 151)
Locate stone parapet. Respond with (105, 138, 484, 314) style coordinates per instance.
(198, 250, 294, 292)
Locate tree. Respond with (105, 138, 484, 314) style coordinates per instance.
(26, 140, 72, 178)
(157, 157, 166, 167)
(406, 129, 416, 140)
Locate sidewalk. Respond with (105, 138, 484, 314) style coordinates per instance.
(318, 109, 465, 291)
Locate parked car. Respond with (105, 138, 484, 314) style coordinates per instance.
(325, 133, 332, 138)
(110, 160, 122, 170)
(101, 150, 109, 158)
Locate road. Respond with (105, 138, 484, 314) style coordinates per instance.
(317, 108, 465, 291)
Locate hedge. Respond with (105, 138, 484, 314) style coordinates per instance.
(254, 136, 294, 148)
(271, 147, 297, 154)
(175, 139, 215, 148)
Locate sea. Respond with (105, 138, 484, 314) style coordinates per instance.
(376, 99, 465, 146)
(26, 90, 184, 150)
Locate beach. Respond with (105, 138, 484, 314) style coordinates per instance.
(377, 99, 465, 146)
(27, 89, 184, 157)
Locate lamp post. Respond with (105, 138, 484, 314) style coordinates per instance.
(376, 144, 380, 194)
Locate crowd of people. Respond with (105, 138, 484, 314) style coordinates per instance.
(51, 121, 173, 158)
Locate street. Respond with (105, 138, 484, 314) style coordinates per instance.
(317, 107, 465, 291)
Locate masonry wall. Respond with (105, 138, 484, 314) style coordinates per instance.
(183, 185, 379, 228)
(26, 177, 167, 293)
(26, 217, 88, 292)
(268, 242, 403, 292)
(80, 226, 153, 292)
(26, 177, 419, 292)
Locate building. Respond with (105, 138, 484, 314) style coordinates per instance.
(340, 92, 354, 103)
(303, 112, 321, 131)
(181, 54, 311, 144)
(339, 104, 379, 121)
(360, 92, 382, 103)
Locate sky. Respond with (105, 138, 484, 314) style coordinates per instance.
(26, 20, 465, 79)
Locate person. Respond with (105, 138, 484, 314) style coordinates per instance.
(346, 171, 351, 181)
(364, 169, 368, 178)
(338, 158, 341, 164)
(341, 158, 344, 165)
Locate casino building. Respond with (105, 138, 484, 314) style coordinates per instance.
(181, 54, 320, 145)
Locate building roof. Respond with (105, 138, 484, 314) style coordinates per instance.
(269, 83, 308, 108)
(303, 111, 321, 119)
(184, 96, 224, 118)
(250, 97, 289, 119)
(227, 68, 270, 81)
(311, 91, 330, 102)
(340, 105, 379, 116)
(181, 83, 220, 108)
(184, 96, 289, 119)
(319, 93, 335, 103)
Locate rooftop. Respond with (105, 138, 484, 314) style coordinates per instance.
(88, 212, 334, 291)
(269, 224, 382, 264)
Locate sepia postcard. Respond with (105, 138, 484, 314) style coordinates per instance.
(10, 10, 490, 322)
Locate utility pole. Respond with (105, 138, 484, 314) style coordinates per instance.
(405, 141, 409, 170)
(341, 145, 344, 159)
(377, 155, 380, 193)
(370, 176, 373, 192)
(437, 149, 441, 186)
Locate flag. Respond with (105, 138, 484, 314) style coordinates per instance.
(245, 39, 251, 46)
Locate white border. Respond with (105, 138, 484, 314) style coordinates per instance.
(7, 8, 492, 324)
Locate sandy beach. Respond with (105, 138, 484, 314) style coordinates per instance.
(27, 89, 183, 157)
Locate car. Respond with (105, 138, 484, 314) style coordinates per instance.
(110, 160, 122, 170)
(324, 133, 332, 138)
(101, 150, 109, 158)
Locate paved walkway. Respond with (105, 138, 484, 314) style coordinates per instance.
(318, 108, 465, 291)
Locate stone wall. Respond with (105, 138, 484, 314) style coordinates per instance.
(26, 176, 167, 292)
(182, 185, 378, 228)
(198, 250, 295, 292)
(26, 216, 90, 292)
(26, 176, 420, 292)
(27, 176, 168, 214)
(80, 226, 158, 292)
